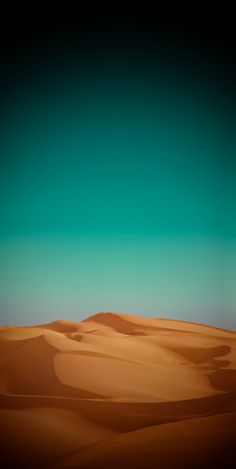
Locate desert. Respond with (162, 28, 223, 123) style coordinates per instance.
(0, 312, 236, 468)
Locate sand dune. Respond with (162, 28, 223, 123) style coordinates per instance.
(0, 312, 235, 468)
(65, 412, 236, 469)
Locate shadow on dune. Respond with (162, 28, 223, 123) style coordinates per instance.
(201, 358, 230, 370)
(1, 391, 236, 433)
(82, 313, 191, 336)
(66, 333, 83, 342)
(1, 397, 236, 469)
(66, 436, 236, 469)
(168, 344, 236, 393)
(0, 335, 104, 399)
(65, 350, 137, 364)
(39, 413, 236, 469)
(210, 369, 236, 392)
(38, 320, 80, 333)
(168, 345, 231, 364)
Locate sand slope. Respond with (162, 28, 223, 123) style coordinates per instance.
(0, 312, 235, 468)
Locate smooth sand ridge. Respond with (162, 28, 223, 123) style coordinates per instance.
(63, 412, 236, 469)
(81, 312, 236, 338)
(0, 312, 236, 468)
(1, 390, 236, 432)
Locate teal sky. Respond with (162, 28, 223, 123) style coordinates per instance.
(1, 54, 236, 328)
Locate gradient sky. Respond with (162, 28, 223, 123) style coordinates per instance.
(1, 16, 235, 328)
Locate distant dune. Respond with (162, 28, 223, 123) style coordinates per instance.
(0, 312, 236, 468)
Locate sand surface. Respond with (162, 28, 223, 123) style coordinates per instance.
(0, 312, 235, 468)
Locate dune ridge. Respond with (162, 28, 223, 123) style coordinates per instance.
(0, 312, 235, 468)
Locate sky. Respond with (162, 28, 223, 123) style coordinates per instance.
(1, 15, 235, 328)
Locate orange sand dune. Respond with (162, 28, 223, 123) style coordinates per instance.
(65, 412, 236, 469)
(0, 312, 235, 468)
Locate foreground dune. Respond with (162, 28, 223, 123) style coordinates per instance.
(0, 312, 235, 468)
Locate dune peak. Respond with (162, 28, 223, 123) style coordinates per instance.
(37, 319, 81, 333)
(82, 311, 122, 322)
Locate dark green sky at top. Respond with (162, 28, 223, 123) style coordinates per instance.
(1, 67, 235, 238)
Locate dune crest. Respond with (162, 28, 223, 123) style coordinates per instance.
(0, 312, 235, 468)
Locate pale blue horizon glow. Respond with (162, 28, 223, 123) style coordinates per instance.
(1, 234, 235, 329)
